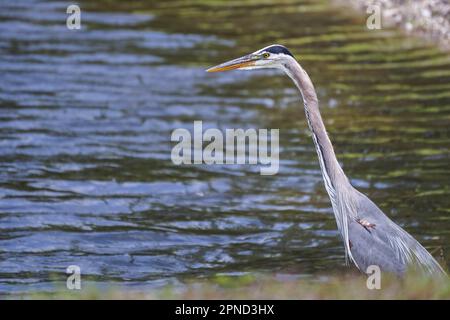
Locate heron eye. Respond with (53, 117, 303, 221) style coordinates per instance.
(263, 52, 270, 58)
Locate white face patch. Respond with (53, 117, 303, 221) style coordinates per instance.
(234, 44, 295, 71)
(239, 52, 292, 71)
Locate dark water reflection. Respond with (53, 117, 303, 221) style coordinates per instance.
(0, 0, 449, 293)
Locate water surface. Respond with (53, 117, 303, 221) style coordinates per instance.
(0, 0, 449, 294)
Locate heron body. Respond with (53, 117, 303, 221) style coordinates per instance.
(207, 44, 447, 277)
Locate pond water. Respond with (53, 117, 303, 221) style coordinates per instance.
(0, 0, 449, 294)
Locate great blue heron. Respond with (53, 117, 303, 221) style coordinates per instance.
(207, 44, 447, 277)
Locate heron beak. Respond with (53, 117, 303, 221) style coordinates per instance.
(206, 54, 257, 72)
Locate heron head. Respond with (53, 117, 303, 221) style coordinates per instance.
(206, 44, 295, 72)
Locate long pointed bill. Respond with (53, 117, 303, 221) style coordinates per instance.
(206, 54, 257, 72)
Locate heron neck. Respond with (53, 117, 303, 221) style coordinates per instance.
(284, 59, 350, 194)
